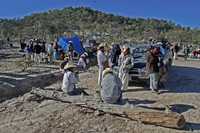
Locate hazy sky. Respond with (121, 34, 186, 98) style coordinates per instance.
(0, 0, 199, 28)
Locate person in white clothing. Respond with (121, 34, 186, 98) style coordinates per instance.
(77, 54, 87, 70)
(118, 47, 132, 90)
(97, 44, 107, 86)
(62, 63, 79, 95)
(118, 51, 125, 80)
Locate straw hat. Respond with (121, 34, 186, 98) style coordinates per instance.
(83, 52, 88, 56)
(98, 43, 105, 50)
(64, 63, 76, 70)
(64, 56, 69, 61)
(103, 68, 113, 78)
(80, 54, 86, 58)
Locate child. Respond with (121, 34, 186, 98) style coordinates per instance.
(62, 63, 79, 95)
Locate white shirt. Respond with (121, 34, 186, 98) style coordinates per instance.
(77, 57, 86, 69)
(62, 71, 78, 93)
(118, 53, 125, 67)
(97, 50, 106, 69)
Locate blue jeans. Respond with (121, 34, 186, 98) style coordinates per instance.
(149, 73, 159, 91)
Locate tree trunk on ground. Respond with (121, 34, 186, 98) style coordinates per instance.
(30, 88, 186, 129)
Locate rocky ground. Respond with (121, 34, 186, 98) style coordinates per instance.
(0, 44, 200, 133)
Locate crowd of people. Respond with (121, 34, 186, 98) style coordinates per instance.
(60, 41, 175, 105)
(18, 37, 179, 105)
(19, 38, 85, 65)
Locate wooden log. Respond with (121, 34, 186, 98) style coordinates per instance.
(30, 88, 186, 129)
(125, 110, 185, 129)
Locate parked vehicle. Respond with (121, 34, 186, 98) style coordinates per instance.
(129, 44, 149, 82)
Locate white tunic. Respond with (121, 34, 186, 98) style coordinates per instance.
(77, 57, 86, 69)
(97, 50, 107, 86)
(118, 55, 132, 90)
(97, 50, 106, 69)
(62, 71, 78, 93)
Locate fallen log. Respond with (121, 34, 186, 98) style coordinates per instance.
(30, 88, 186, 129)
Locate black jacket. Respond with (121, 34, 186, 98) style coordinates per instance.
(34, 44, 42, 54)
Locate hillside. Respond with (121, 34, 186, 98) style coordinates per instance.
(0, 7, 200, 44)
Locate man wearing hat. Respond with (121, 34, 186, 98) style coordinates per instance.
(101, 68, 122, 104)
(62, 63, 79, 95)
(97, 44, 107, 86)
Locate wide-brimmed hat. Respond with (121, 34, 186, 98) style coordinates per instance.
(64, 56, 69, 61)
(98, 43, 105, 50)
(64, 63, 76, 70)
(80, 54, 86, 58)
(103, 68, 113, 78)
(83, 52, 88, 56)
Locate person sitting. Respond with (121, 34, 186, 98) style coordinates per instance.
(62, 63, 80, 95)
(77, 54, 87, 71)
(101, 68, 122, 104)
(83, 52, 90, 66)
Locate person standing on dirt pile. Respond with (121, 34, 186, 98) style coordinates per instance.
(108, 44, 121, 68)
(118, 47, 132, 90)
(62, 63, 79, 95)
(147, 47, 160, 93)
(97, 44, 107, 87)
(40, 41, 46, 62)
(33, 42, 42, 64)
(101, 68, 122, 104)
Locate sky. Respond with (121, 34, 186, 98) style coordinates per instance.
(0, 0, 199, 28)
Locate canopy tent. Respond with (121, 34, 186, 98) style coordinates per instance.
(58, 35, 85, 55)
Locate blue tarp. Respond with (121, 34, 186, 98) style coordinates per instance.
(58, 36, 85, 55)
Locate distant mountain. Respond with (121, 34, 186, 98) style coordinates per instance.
(0, 7, 200, 44)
